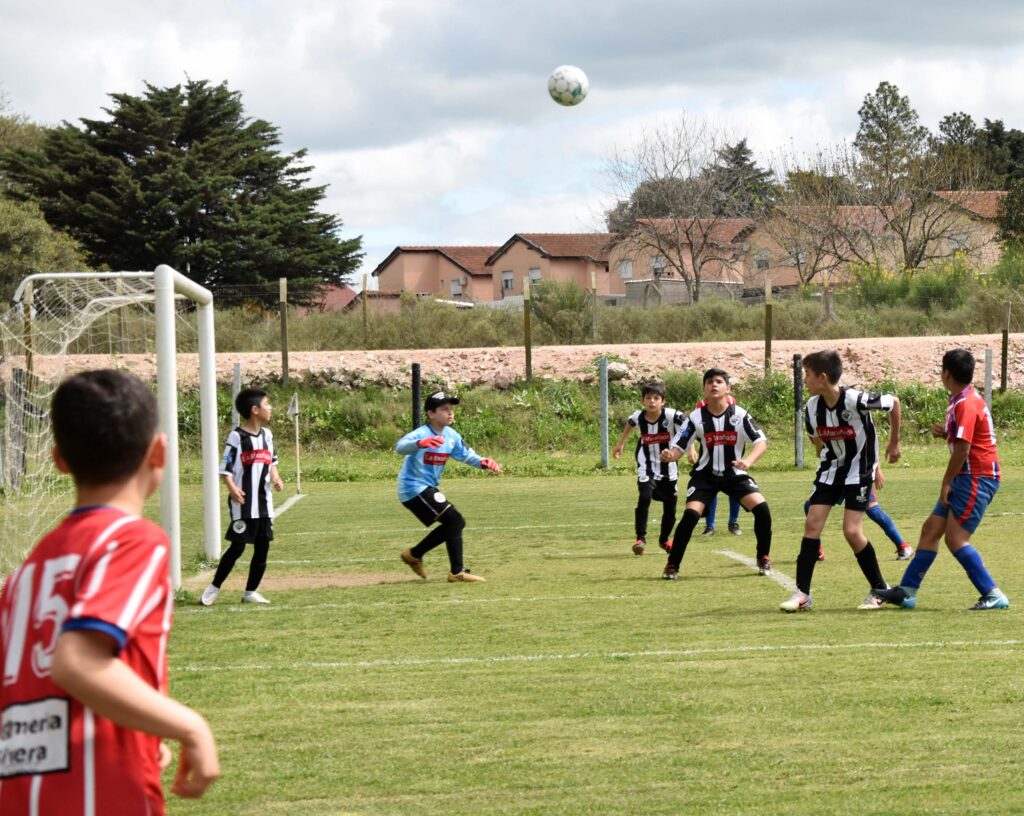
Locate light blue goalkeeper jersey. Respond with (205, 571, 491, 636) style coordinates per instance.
(396, 424, 483, 501)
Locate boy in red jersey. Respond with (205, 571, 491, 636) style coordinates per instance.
(0, 370, 219, 814)
(873, 349, 1009, 610)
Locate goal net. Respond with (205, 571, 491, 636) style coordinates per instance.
(0, 266, 221, 588)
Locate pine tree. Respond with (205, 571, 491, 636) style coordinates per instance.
(0, 80, 362, 290)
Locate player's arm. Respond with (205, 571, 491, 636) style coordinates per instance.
(52, 630, 219, 799)
(733, 439, 767, 471)
(219, 438, 245, 503)
(939, 439, 971, 507)
(269, 464, 284, 492)
(221, 473, 245, 505)
(612, 422, 634, 460)
(396, 429, 443, 454)
(661, 420, 694, 463)
(885, 396, 901, 463)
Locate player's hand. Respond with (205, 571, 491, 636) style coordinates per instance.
(480, 457, 502, 473)
(874, 468, 885, 490)
(171, 720, 220, 799)
(732, 458, 751, 471)
(158, 741, 173, 770)
(931, 422, 946, 438)
(939, 480, 952, 508)
(417, 435, 445, 449)
(885, 442, 901, 464)
(272, 475, 284, 492)
(660, 449, 679, 463)
(229, 485, 245, 504)
(612, 446, 622, 460)
(687, 447, 699, 465)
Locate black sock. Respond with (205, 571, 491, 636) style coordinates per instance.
(751, 502, 771, 560)
(668, 508, 702, 567)
(855, 542, 887, 590)
(796, 537, 820, 594)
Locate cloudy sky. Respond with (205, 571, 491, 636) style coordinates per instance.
(3, 0, 1024, 285)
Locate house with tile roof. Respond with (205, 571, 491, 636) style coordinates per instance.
(372, 245, 497, 302)
(484, 233, 615, 300)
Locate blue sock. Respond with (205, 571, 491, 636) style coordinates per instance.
(704, 494, 719, 529)
(866, 504, 903, 548)
(953, 545, 997, 595)
(728, 498, 740, 526)
(900, 550, 937, 589)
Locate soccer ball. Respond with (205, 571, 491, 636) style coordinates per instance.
(547, 65, 588, 107)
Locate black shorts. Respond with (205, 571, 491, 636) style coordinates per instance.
(808, 481, 872, 512)
(638, 478, 677, 503)
(226, 517, 274, 544)
(685, 471, 761, 507)
(402, 486, 455, 526)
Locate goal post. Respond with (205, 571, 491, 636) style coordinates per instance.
(1, 266, 221, 589)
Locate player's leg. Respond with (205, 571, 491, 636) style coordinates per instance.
(663, 493, 707, 579)
(782, 495, 832, 611)
(702, 493, 718, 536)
(201, 520, 251, 605)
(873, 512, 945, 608)
(943, 477, 1006, 609)
(634, 480, 654, 555)
(866, 493, 911, 559)
(841, 496, 890, 607)
(727, 496, 741, 535)
(442, 506, 483, 582)
(242, 519, 273, 602)
(738, 490, 771, 574)
(400, 488, 451, 579)
(657, 480, 677, 552)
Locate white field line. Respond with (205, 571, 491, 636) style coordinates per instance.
(716, 548, 797, 592)
(174, 638, 1024, 674)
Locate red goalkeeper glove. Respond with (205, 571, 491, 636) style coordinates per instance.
(417, 435, 445, 449)
(480, 458, 502, 473)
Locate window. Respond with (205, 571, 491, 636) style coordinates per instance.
(528, 267, 542, 283)
(650, 255, 666, 277)
(450, 278, 462, 296)
(618, 259, 633, 279)
(501, 271, 514, 291)
(950, 232, 969, 251)
(787, 248, 806, 266)
(755, 259, 770, 271)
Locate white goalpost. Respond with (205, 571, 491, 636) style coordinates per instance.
(0, 265, 220, 589)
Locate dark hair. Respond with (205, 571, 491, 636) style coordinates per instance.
(51, 369, 158, 487)
(802, 350, 843, 384)
(235, 388, 268, 419)
(942, 348, 975, 384)
(703, 368, 730, 385)
(640, 381, 666, 398)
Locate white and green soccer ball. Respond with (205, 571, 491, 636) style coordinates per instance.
(547, 65, 589, 107)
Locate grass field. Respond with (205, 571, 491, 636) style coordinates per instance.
(163, 465, 1024, 815)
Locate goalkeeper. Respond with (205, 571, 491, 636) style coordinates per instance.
(396, 391, 502, 583)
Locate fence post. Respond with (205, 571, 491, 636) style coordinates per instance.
(591, 269, 598, 340)
(232, 362, 242, 427)
(362, 273, 369, 346)
(764, 277, 772, 374)
(411, 363, 421, 429)
(599, 356, 609, 469)
(793, 354, 804, 469)
(523, 277, 533, 382)
(985, 348, 993, 412)
(23, 280, 33, 378)
(279, 277, 289, 386)
(1001, 301, 1010, 393)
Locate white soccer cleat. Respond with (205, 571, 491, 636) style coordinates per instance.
(857, 590, 887, 610)
(199, 585, 220, 606)
(779, 591, 812, 613)
(242, 590, 270, 604)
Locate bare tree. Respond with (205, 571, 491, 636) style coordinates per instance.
(604, 116, 757, 302)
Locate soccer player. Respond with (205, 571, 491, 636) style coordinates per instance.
(873, 348, 1009, 610)
(690, 394, 743, 537)
(0, 370, 219, 813)
(612, 381, 684, 555)
(200, 387, 284, 606)
(396, 390, 501, 582)
(780, 350, 901, 613)
(659, 368, 774, 579)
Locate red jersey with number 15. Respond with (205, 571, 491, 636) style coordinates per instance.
(946, 385, 1000, 480)
(0, 507, 173, 816)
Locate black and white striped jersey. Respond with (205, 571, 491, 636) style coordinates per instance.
(669, 403, 766, 477)
(627, 407, 685, 482)
(220, 426, 279, 520)
(805, 387, 895, 486)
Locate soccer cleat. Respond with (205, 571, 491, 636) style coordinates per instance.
(662, 564, 679, 580)
(401, 548, 427, 579)
(199, 585, 220, 606)
(817, 546, 826, 562)
(970, 588, 1009, 610)
(701, 526, 716, 537)
(757, 555, 772, 576)
(871, 585, 916, 608)
(659, 540, 672, 553)
(896, 543, 913, 561)
(728, 522, 742, 536)
(632, 538, 646, 556)
(448, 569, 486, 583)
(779, 591, 812, 612)
(857, 590, 887, 610)
(242, 590, 270, 604)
